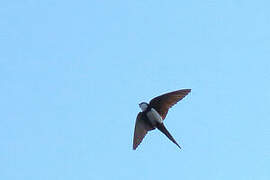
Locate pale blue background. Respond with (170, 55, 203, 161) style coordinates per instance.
(1, 0, 270, 179)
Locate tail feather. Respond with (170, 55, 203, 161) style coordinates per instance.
(157, 123, 181, 149)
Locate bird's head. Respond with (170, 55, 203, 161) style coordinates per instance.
(139, 102, 149, 112)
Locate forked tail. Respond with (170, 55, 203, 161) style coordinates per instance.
(157, 123, 181, 149)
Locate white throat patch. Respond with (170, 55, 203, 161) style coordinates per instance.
(139, 103, 148, 111)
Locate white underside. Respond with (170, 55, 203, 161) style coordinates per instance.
(146, 108, 163, 125)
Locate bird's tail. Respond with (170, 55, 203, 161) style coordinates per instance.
(157, 123, 181, 149)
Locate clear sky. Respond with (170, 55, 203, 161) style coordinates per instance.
(1, 0, 270, 179)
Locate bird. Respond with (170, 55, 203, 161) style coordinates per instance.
(133, 89, 191, 150)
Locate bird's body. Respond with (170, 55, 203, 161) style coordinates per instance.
(133, 89, 191, 150)
(145, 106, 163, 125)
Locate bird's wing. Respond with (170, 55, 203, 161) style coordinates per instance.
(133, 112, 154, 150)
(149, 89, 191, 119)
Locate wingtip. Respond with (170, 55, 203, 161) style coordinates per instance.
(133, 143, 139, 150)
(177, 89, 191, 94)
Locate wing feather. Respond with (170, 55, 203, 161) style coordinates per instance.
(133, 112, 154, 150)
(149, 89, 191, 119)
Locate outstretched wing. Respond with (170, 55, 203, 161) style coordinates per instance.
(149, 89, 191, 119)
(133, 112, 154, 150)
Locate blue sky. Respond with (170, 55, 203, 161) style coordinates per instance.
(1, 0, 270, 179)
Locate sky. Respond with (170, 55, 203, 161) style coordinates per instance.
(1, 0, 270, 179)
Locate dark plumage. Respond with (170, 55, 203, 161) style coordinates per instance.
(133, 89, 191, 150)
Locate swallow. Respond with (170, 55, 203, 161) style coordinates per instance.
(133, 89, 191, 150)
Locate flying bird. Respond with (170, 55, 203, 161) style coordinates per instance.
(133, 89, 191, 150)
